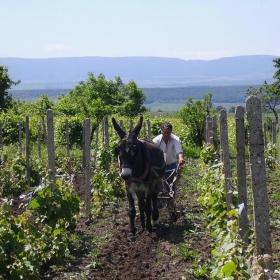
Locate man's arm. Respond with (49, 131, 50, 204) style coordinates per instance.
(178, 152, 185, 165)
(173, 136, 185, 165)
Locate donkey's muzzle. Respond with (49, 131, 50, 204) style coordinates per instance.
(120, 167, 132, 181)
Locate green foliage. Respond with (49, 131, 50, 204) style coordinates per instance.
(0, 64, 20, 110)
(210, 217, 251, 279)
(118, 80, 147, 117)
(246, 59, 280, 124)
(264, 143, 277, 169)
(55, 73, 146, 122)
(54, 146, 83, 175)
(29, 180, 80, 229)
(151, 117, 164, 136)
(0, 150, 46, 198)
(0, 109, 25, 145)
(228, 106, 236, 113)
(182, 145, 201, 158)
(200, 144, 219, 164)
(30, 94, 54, 117)
(0, 155, 29, 197)
(178, 243, 198, 260)
(215, 105, 225, 112)
(55, 116, 84, 148)
(91, 143, 125, 217)
(178, 93, 213, 147)
(197, 151, 253, 279)
(0, 202, 72, 279)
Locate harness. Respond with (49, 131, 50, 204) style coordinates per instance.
(133, 162, 150, 181)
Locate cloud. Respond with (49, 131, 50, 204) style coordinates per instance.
(274, 49, 280, 56)
(0, 50, 16, 57)
(43, 43, 71, 53)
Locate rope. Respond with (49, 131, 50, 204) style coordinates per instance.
(161, 164, 182, 198)
(162, 164, 181, 182)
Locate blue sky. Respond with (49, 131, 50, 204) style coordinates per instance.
(1, 0, 279, 61)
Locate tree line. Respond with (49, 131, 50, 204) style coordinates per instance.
(1, 57, 280, 149)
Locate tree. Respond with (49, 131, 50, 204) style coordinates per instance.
(215, 105, 225, 112)
(55, 73, 146, 122)
(178, 93, 213, 147)
(247, 81, 279, 123)
(228, 106, 236, 113)
(0, 64, 20, 110)
(246, 58, 280, 124)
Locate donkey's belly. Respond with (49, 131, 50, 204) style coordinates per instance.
(129, 181, 154, 197)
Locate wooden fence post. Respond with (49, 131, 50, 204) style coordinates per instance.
(272, 120, 276, 145)
(219, 109, 233, 211)
(102, 118, 105, 143)
(46, 109, 56, 189)
(147, 120, 151, 140)
(93, 125, 99, 168)
(25, 116, 30, 186)
(206, 115, 212, 144)
(82, 120, 86, 169)
(212, 116, 218, 149)
(263, 122, 267, 148)
(0, 122, 2, 148)
(235, 106, 249, 244)
(42, 116, 47, 143)
(65, 119, 71, 174)
(18, 122, 22, 156)
(84, 118, 92, 222)
(143, 121, 147, 138)
(38, 125, 41, 158)
(104, 116, 109, 148)
(246, 96, 272, 260)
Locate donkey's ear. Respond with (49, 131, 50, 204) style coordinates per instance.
(112, 118, 126, 139)
(132, 116, 143, 137)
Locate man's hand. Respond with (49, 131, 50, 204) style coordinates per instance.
(178, 153, 185, 165)
(179, 158, 185, 165)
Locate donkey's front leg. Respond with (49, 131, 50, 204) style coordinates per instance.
(127, 186, 136, 241)
(151, 189, 159, 222)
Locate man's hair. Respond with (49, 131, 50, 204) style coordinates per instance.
(161, 122, 173, 132)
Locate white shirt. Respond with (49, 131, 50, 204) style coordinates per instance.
(152, 133, 183, 165)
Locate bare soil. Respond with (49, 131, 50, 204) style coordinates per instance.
(41, 165, 212, 280)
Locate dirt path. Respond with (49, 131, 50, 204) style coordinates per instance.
(42, 159, 212, 280)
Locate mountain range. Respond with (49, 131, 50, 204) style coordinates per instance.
(0, 55, 278, 89)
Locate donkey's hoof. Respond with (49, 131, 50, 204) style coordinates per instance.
(127, 232, 136, 242)
(152, 208, 159, 221)
(146, 224, 153, 233)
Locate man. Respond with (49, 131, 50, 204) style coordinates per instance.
(152, 122, 185, 205)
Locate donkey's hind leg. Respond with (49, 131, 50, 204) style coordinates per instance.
(151, 191, 159, 222)
(137, 192, 146, 233)
(145, 195, 153, 233)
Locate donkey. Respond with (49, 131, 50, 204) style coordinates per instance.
(112, 116, 165, 241)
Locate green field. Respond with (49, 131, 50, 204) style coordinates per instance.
(146, 102, 185, 112)
(146, 102, 246, 112)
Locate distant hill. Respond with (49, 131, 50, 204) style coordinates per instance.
(0, 55, 278, 89)
(9, 85, 255, 104)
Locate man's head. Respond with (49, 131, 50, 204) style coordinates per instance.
(161, 122, 172, 141)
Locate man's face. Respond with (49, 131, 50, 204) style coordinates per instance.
(161, 128, 172, 141)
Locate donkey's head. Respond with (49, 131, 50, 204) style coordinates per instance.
(112, 116, 143, 180)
